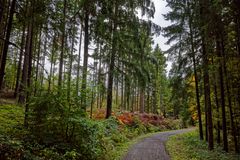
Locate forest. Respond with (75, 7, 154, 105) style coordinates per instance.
(0, 0, 240, 159)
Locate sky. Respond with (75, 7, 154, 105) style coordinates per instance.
(152, 0, 171, 51)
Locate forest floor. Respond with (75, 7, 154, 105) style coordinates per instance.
(123, 128, 194, 160)
(167, 131, 240, 160)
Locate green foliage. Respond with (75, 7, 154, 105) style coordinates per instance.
(28, 92, 83, 139)
(0, 105, 24, 136)
(164, 118, 185, 130)
(166, 130, 240, 160)
(0, 103, 185, 160)
(26, 92, 106, 160)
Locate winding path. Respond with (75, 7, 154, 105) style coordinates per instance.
(123, 128, 194, 160)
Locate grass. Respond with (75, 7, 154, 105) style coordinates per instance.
(166, 130, 240, 160)
(0, 104, 24, 135)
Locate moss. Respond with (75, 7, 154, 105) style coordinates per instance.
(166, 130, 240, 160)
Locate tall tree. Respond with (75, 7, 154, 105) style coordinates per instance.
(58, 0, 67, 91)
(106, 0, 118, 118)
(0, 0, 16, 91)
(187, 0, 203, 140)
(81, 5, 90, 111)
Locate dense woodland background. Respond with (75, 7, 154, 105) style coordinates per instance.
(0, 0, 240, 159)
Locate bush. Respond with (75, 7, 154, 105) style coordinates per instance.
(163, 118, 183, 130)
(0, 101, 186, 160)
(26, 92, 105, 160)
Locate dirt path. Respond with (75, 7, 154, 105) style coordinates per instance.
(123, 128, 194, 160)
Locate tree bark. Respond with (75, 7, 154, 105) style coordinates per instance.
(40, 32, 47, 90)
(81, 9, 89, 111)
(48, 33, 56, 92)
(202, 37, 214, 150)
(106, 1, 118, 118)
(213, 70, 221, 144)
(220, 35, 238, 153)
(216, 36, 228, 152)
(58, 0, 66, 91)
(34, 28, 42, 95)
(19, 4, 32, 104)
(76, 26, 82, 96)
(0, 0, 7, 60)
(67, 26, 75, 102)
(200, 0, 213, 149)
(0, 0, 5, 24)
(153, 82, 157, 114)
(14, 25, 26, 98)
(139, 87, 145, 113)
(97, 45, 102, 108)
(233, 0, 240, 56)
(0, 0, 16, 91)
(188, 8, 203, 140)
(18, 0, 34, 127)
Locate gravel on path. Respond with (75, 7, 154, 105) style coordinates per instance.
(123, 128, 195, 160)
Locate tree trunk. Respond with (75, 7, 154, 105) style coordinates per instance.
(14, 25, 26, 98)
(233, 0, 240, 56)
(0, 0, 7, 60)
(152, 86, 157, 114)
(19, 6, 32, 104)
(97, 46, 102, 108)
(188, 7, 204, 140)
(213, 71, 221, 144)
(106, 1, 118, 118)
(48, 34, 56, 92)
(220, 35, 238, 153)
(126, 80, 130, 111)
(0, 0, 16, 91)
(192, 50, 204, 140)
(131, 87, 135, 112)
(34, 28, 42, 95)
(115, 76, 119, 107)
(40, 32, 47, 90)
(201, 34, 214, 150)
(121, 62, 124, 110)
(67, 26, 75, 102)
(81, 9, 89, 111)
(76, 26, 82, 96)
(58, 0, 66, 91)
(25, 21, 34, 128)
(147, 88, 150, 113)
(0, 0, 8, 60)
(199, 0, 213, 147)
(0, 0, 5, 24)
(216, 36, 228, 152)
(139, 87, 145, 113)
(18, 0, 34, 128)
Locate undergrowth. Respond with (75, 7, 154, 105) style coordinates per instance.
(166, 130, 240, 160)
(0, 95, 183, 160)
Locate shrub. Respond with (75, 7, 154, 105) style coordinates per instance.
(27, 92, 104, 160)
